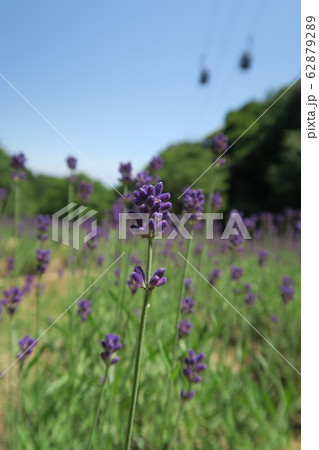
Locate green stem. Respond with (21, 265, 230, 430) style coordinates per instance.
(116, 186, 129, 322)
(162, 230, 193, 444)
(68, 181, 74, 205)
(118, 238, 134, 331)
(8, 317, 14, 450)
(167, 401, 186, 450)
(87, 365, 109, 450)
(172, 231, 193, 364)
(14, 183, 20, 239)
(35, 275, 42, 439)
(124, 238, 153, 450)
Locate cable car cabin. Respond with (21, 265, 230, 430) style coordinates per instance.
(240, 52, 252, 70)
(199, 68, 210, 85)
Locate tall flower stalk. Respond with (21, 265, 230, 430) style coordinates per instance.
(168, 350, 206, 450)
(124, 239, 153, 450)
(10, 152, 26, 240)
(87, 334, 122, 449)
(162, 188, 204, 444)
(34, 248, 50, 434)
(124, 181, 171, 449)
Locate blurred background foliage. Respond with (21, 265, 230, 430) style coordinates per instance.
(0, 81, 300, 217)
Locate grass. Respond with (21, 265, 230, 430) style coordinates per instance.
(0, 221, 300, 449)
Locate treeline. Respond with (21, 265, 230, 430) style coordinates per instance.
(0, 81, 300, 217)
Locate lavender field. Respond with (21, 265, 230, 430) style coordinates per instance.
(0, 151, 301, 449)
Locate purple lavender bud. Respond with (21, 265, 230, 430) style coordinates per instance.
(194, 242, 203, 255)
(37, 214, 50, 241)
(282, 276, 293, 287)
(135, 171, 153, 188)
(229, 234, 244, 248)
(127, 278, 139, 296)
(213, 133, 228, 153)
(100, 334, 122, 365)
(258, 250, 268, 267)
(184, 278, 192, 292)
(0, 188, 8, 201)
(182, 350, 206, 384)
(280, 284, 294, 304)
(181, 389, 196, 401)
(6, 256, 15, 275)
(209, 268, 221, 285)
(119, 162, 132, 184)
(244, 292, 257, 306)
(231, 266, 243, 281)
(11, 153, 26, 170)
(78, 181, 94, 202)
(178, 319, 193, 339)
(181, 297, 195, 315)
(1, 287, 23, 315)
(17, 335, 37, 362)
(280, 277, 294, 304)
(149, 267, 167, 289)
(77, 299, 92, 321)
(66, 156, 77, 170)
(130, 266, 146, 289)
(23, 274, 34, 295)
(211, 192, 222, 211)
(131, 181, 171, 238)
(96, 255, 105, 266)
(150, 156, 164, 171)
(215, 157, 227, 166)
(270, 314, 279, 324)
(36, 249, 51, 274)
(183, 188, 205, 220)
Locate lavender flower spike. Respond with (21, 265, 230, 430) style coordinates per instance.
(150, 156, 164, 171)
(181, 297, 195, 315)
(178, 319, 193, 339)
(37, 214, 51, 241)
(213, 133, 228, 153)
(231, 266, 243, 281)
(17, 335, 37, 362)
(181, 350, 206, 401)
(11, 152, 26, 170)
(1, 287, 23, 315)
(130, 266, 167, 291)
(280, 276, 294, 304)
(36, 249, 51, 274)
(258, 250, 268, 267)
(183, 188, 205, 221)
(131, 181, 172, 238)
(119, 162, 132, 184)
(66, 156, 77, 170)
(100, 334, 122, 365)
(77, 299, 92, 321)
(78, 180, 94, 202)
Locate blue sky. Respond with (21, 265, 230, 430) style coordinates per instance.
(0, 0, 300, 187)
